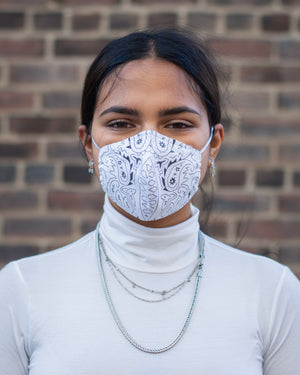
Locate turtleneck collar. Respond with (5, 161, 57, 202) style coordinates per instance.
(99, 195, 200, 273)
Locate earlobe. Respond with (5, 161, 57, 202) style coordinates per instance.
(78, 125, 93, 159)
(209, 123, 224, 160)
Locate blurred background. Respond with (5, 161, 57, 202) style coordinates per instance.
(0, 0, 299, 277)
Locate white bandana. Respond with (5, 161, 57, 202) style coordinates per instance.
(92, 129, 213, 221)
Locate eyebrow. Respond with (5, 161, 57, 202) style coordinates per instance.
(99, 106, 201, 118)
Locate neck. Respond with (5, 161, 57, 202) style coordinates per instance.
(109, 198, 193, 228)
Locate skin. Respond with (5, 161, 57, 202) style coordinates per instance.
(79, 58, 224, 228)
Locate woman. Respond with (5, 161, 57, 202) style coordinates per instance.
(0, 28, 299, 375)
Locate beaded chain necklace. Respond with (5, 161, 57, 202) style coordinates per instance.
(95, 221, 205, 354)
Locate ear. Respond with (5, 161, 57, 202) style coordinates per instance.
(209, 123, 224, 161)
(78, 125, 93, 160)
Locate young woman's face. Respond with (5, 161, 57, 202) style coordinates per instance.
(79, 58, 223, 226)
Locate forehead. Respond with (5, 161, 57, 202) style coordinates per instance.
(97, 58, 201, 106)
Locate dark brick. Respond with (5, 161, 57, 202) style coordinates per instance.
(256, 169, 284, 187)
(72, 14, 100, 30)
(0, 92, 33, 109)
(0, 244, 39, 263)
(148, 13, 178, 27)
(4, 218, 72, 236)
(279, 145, 300, 161)
(63, 165, 92, 183)
(0, 165, 16, 183)
(133, 0, 195, 3)
(58, 0, 120, 4)
(81, 216, 101, 234)
(218, 169, 246, 186)
(0, 12, 24, 29)
(231, 91, 270, 110)
(34, 12, 63, 30)
(10, 117, 76, 134)
(48, 190, 103, 211)
(241, 117, 300, 137)
(55, 38, 111, 56)
(110, 13, 138, 29)
(279, 246, 300, 263)
(208, 0, 270, 3)
(282, 0, 299, 4)
(226, 13, 253, 30)
(240, 66, 300, 83)
(10, 65, 79, 84)
(47, 142, 82, 159)
(0, 191, 38, 210)
(0, 143, 37, 159)
(0, 39, 44, 57)
(204, 221, 228, 237)
(279, 92, 300, 109)
(187, 13, 216, 30)
(279, 195, 300, 213)
(219, 144, 269, 161)
(209, 39, 271, 58)
(25, 164, 54, 184)
(293, 171, 300, 186)
(246, 220, 300, 239)
(213, 194, 269, 212)
(279, 41, 300, 59)
(0, 0, 47, 5)
(262, 14, 290, 32)
(43, 92, 81, 109)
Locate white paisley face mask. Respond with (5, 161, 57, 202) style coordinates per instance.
(92, 129, 213, 221)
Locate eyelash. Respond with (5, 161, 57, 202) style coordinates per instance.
(106, 120, 193, 129)
(107, 120, 134, 128)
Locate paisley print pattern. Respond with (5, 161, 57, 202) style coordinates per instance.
(96, 130, 205, 221)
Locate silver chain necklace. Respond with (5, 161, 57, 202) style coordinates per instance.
(95, 221, 205, 354)
(100, 233, 202, 303)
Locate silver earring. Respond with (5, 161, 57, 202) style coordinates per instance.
(88, 159, 94, 174)
(209, 157, 216, 177)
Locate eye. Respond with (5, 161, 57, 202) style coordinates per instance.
(166, 122, 193, 129)
(107, 120, 134, 129)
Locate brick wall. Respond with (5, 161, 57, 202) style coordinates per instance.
(0, 0, 299, 277)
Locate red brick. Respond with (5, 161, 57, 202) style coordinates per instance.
(72, 14, 101, 31)
(10, 65, 79, 84)
(10, 116, 76, 134)
(219, 144, 269, 161)
(279, 41, 300, 59)
(279, 145, 300, 161)
(226, 13, 253, 30)
(255, 169, 284, 187)
(43, 92, 81, 109)
(246, 220, 300, 239)
(48, 190, 103, 211)
(282, 0, 299, 4)
(0, 0, 47, 4)
(148, 13, 178, 27)
(0, 244, 39, 263)
(262, 14, 290, 32)
(218, 169, 246, 186)
(110, 13, 138, 30)
(0, 12, 24, 29)
(133, 0, 195, 3)
(241, 117, 300, 137)
(240, 66, 300, 83)
(187, 13, 216, 30)
(0, 191, 38, 210)
(33, 12, 63, 30)
(231, 91, 270, 110)
(0, 92, 33, 109)
(4, 218, 72, 236)
(279, 92, 300, 109)
(209, 39, 271, 58)
(208, 0, 271, 4)
(0, 39, 44, 57)
(279, 195, 300, 213)
(202, 220, 228, 237)
(47, 142, 82, 159)
(214, 194, 269, 212)
(0, 142, 38, 158)
(55, 38, 111, 56)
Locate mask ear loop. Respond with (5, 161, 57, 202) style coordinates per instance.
(91, 135, 101, 151)
(199, 126, 214, 154)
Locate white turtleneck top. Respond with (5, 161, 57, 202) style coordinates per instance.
(0, 197, 299, 375)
